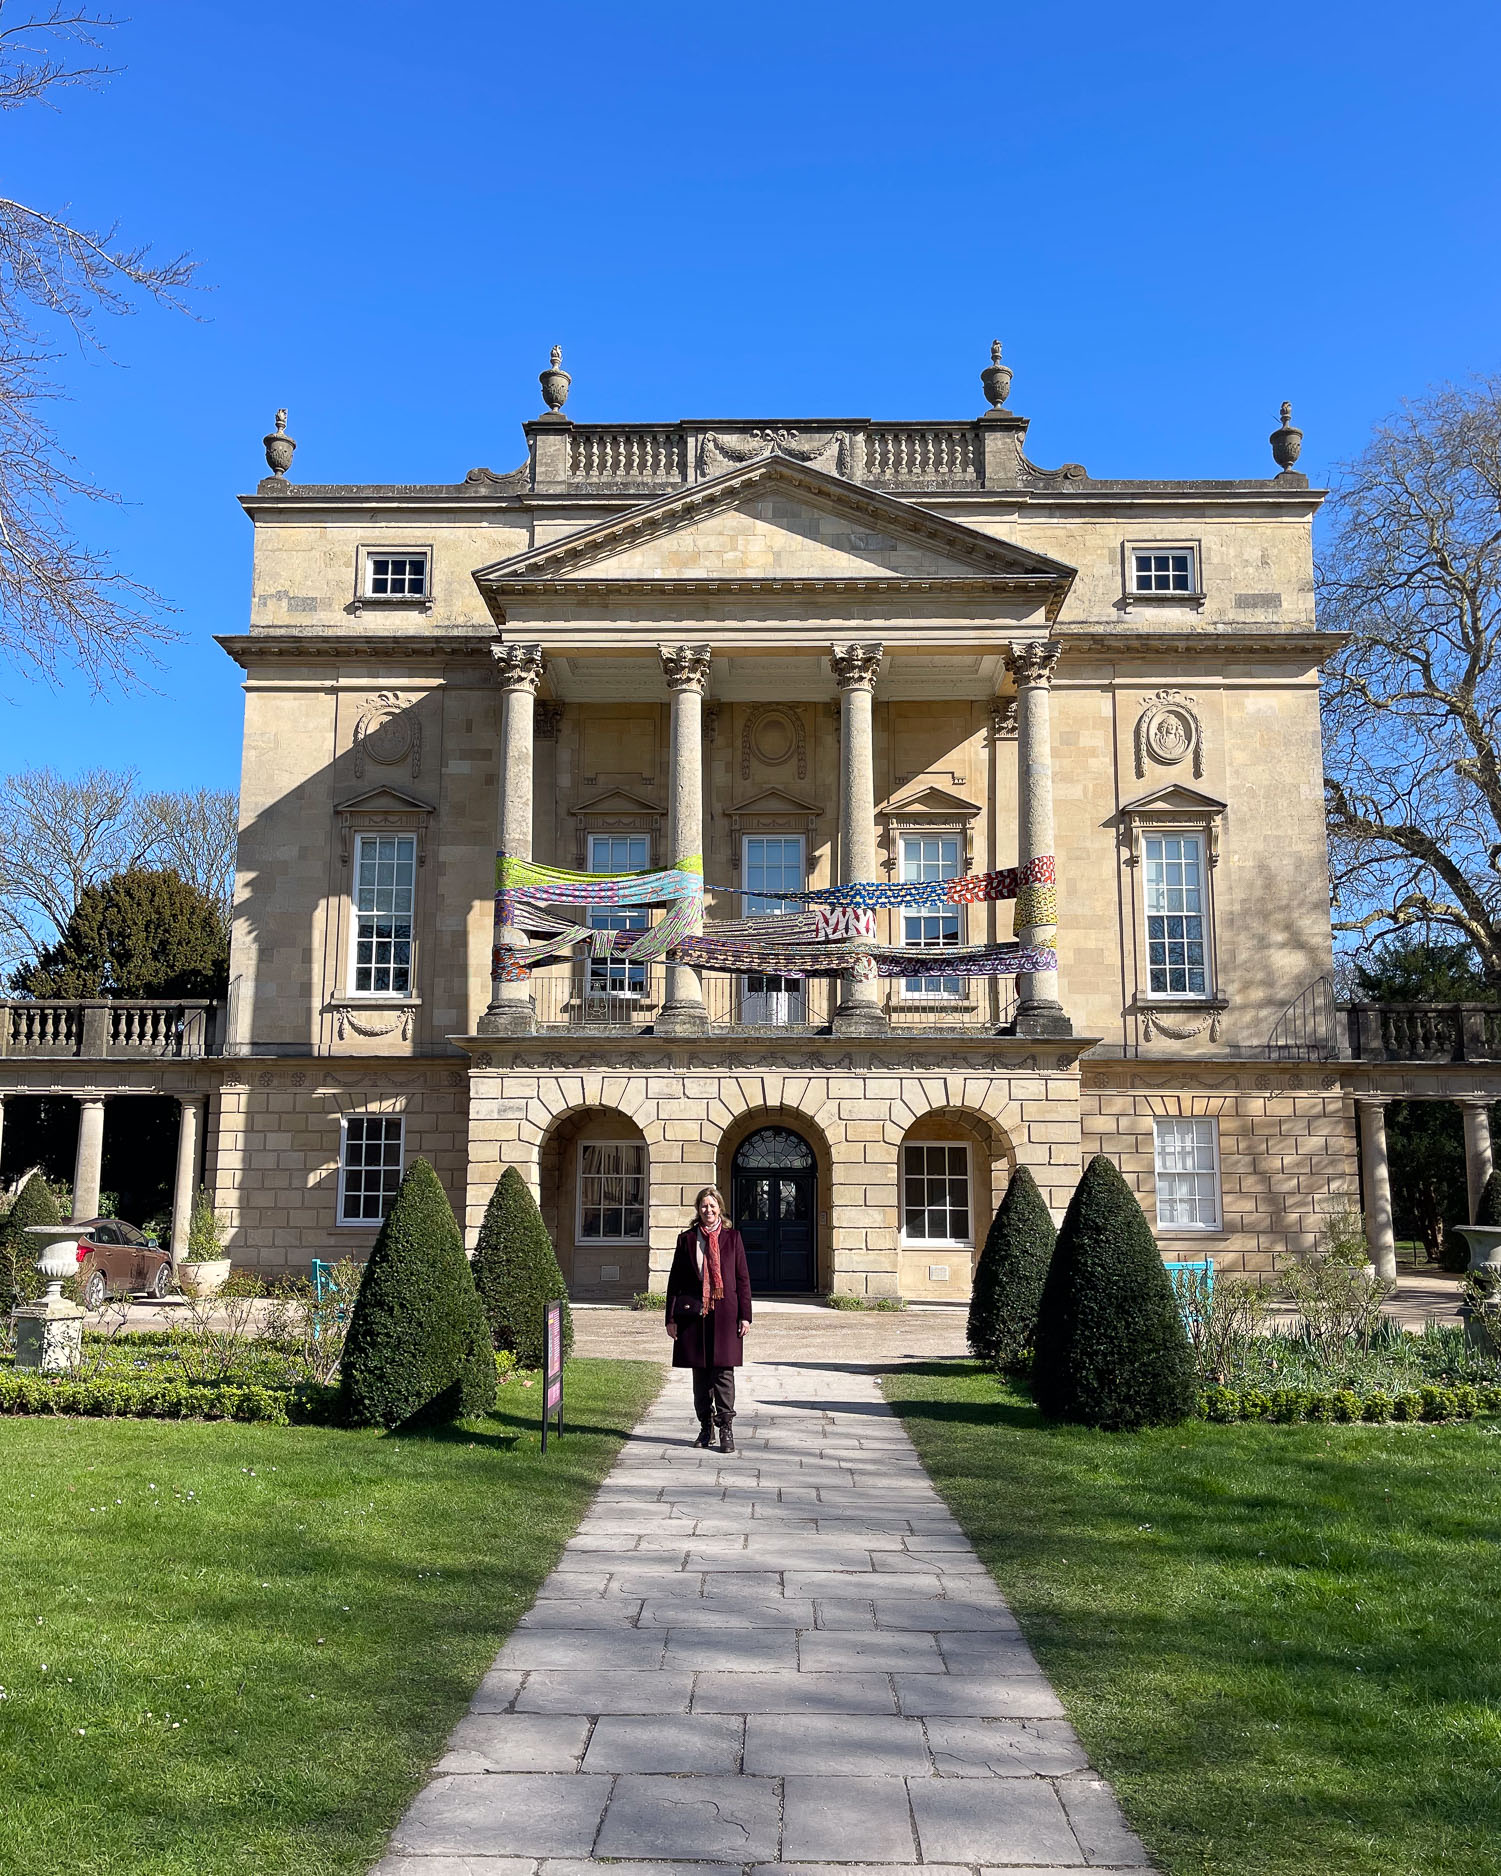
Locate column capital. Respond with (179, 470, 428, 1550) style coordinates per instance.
(1461, 1096, 1493, 1108)
(830, 642, 883, 691)
(1005, 637, 1062, 688)
(76, 1094, 110, 1108)
(659, 644, 712, 693)
(490, 642, 547, 693)
(1355, 1094, 1389, 1111)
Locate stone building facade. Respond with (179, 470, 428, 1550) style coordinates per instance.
(200, 353, 1366, 1297)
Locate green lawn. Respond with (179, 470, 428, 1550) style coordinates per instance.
(883, 1362, 1501, 1876)
(0, 1358, 662, 1876)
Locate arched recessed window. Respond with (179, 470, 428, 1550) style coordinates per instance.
(733, 1128, 814, 1171)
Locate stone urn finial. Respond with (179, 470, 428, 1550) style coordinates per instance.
(263, 408, 296, 478)
(981, 338, 1012, 410)
(1270, 400, 1303, 472)
(539, 345, 572, 414)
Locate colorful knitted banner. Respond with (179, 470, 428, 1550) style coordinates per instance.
(813, 906, 878, 941)
(496, 855, 703, 905)
(716, 855, 1055, 910)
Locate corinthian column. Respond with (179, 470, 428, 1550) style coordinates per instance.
(479, 642, 546, 1036)
(831, 643, 887, 1036)
(656, 643, 711, 1034)
(1005, 637, 1071, 1037)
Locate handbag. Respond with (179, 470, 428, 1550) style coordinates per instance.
(672, 1292, 704, 1321)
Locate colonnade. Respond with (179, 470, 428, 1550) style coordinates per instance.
(0, 1090, 206, 1259)
(477, 636, 1067, 1037)
(1356, 1095, 1495, 1281)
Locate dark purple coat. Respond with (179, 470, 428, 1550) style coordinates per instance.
(665, 1225, 753, 1368)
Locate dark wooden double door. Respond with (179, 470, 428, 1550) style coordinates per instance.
(732, 1126, 816, 1292)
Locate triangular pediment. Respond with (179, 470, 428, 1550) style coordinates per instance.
(569, 788, 662, 819)
(474, 456, 1076, 606)
(728, 786, 824, 818)
(880, 784, 984, 819)
(1118, 784, 1227, 817)
(334, 786, 434, 817)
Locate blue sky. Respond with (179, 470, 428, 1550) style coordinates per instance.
(4, 0, 1498, 793)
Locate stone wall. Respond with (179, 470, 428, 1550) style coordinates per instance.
(1081, 1067, 1359, 1274)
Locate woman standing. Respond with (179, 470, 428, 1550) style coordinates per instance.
(665, 1185, 752, 1452)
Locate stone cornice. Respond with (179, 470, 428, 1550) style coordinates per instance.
(446, 1031, 1101, 1070)
(216, 631, 494, 667)
(1056, 627, 1345, 661)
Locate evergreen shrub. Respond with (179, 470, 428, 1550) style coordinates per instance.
(340, 1159, 496, 1427)
(1032, 1153, 1196, 1431)
(967, 1164, 1056, 1368)
(472, 1167, 573, 1368)
(1, 1173, 64, 1314)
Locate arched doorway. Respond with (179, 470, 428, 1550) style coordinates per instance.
(732, 1126, 817, 1292)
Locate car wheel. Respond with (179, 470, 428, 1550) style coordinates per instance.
(83, 1270, 107, 1310)
(150, 1262, 172, 1299)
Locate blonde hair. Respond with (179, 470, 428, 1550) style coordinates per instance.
(693, 1185, 728, 1224)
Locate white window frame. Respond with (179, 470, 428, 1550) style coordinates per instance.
(1123, 540, 1204, 610)
(741, 833, 806, 912)
(576, 1138, 648, 1244)
(337, 1114, 405, 1226)
(1153, 1117, 1222, 1232)
(349, 832, 417, 997)
(586, 834, 650, 995)
(353, 544, 433, 612)
(898, 833, 965, 1001)
(900, 1140, 973, 1246)
(1143, 831, 1210, 999)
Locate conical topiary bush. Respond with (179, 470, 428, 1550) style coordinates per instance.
(967, 1164, 1057, 1370)
(0, 1172, 63, 1313)
(1032, 1153, 1195, 1431)
(472, 1166, 573, 1369)
(340, 1158, 496, 1428)
(1476, 1167, 1501, 1227)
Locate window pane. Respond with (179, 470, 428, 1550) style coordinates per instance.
(1143, 835, 1207, 996)
(744, 836, 804, 914)
(353, 835, 417, 994)
(341, 1116, 404, 1223)
(1154, 1118, 1220, 1228)
(902, 1142, 970, 1242)
(578, 1141, 647, 1240)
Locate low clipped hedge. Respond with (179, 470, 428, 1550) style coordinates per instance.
(1198, 1382, 1501, 1425)
(0, 1371, 344, 1424)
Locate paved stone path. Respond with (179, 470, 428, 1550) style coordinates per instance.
(374, 1359, 1155, 1876)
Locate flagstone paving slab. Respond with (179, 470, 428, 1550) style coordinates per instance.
(374, 1360, 1156, 1875)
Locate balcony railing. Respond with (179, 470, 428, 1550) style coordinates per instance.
(1343, 1002, 1501, 1064)
(528, 965, 1014, 1034)
(0, 999, 223, 1059)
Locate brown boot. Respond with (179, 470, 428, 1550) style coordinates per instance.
(694, 1421, 715, 1448)
(718, 1423, 735, 1454)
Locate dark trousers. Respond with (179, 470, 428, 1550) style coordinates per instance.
(692, 1361, 736, 1428)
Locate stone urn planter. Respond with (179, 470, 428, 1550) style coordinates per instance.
(1446, 1224, 1501, 1273)
(14, 1225, 87, 1373)
(180, 1258, 231, 1298)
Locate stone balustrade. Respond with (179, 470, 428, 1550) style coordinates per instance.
(550, 418, 1010, 495)
(1343, 1001, 1501, 1063)
(0, 999, 222, 1059)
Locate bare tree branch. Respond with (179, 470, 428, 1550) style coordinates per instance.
(1321, 377, 1501, 985)
(136, 786, 237, 923)
(0, 5, 200, 687)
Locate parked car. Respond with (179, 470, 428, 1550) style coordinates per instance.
(72, 1218, 172, 1309)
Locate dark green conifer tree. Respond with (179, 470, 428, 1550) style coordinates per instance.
(340, 1158, 496, 1427)
(1032, 1154, 1195, 1430)
(966, 1164, 1056, 1369)
(472, 1166, 573, 1368)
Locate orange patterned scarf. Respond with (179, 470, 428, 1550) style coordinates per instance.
(699, 1225, 724, 1311)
